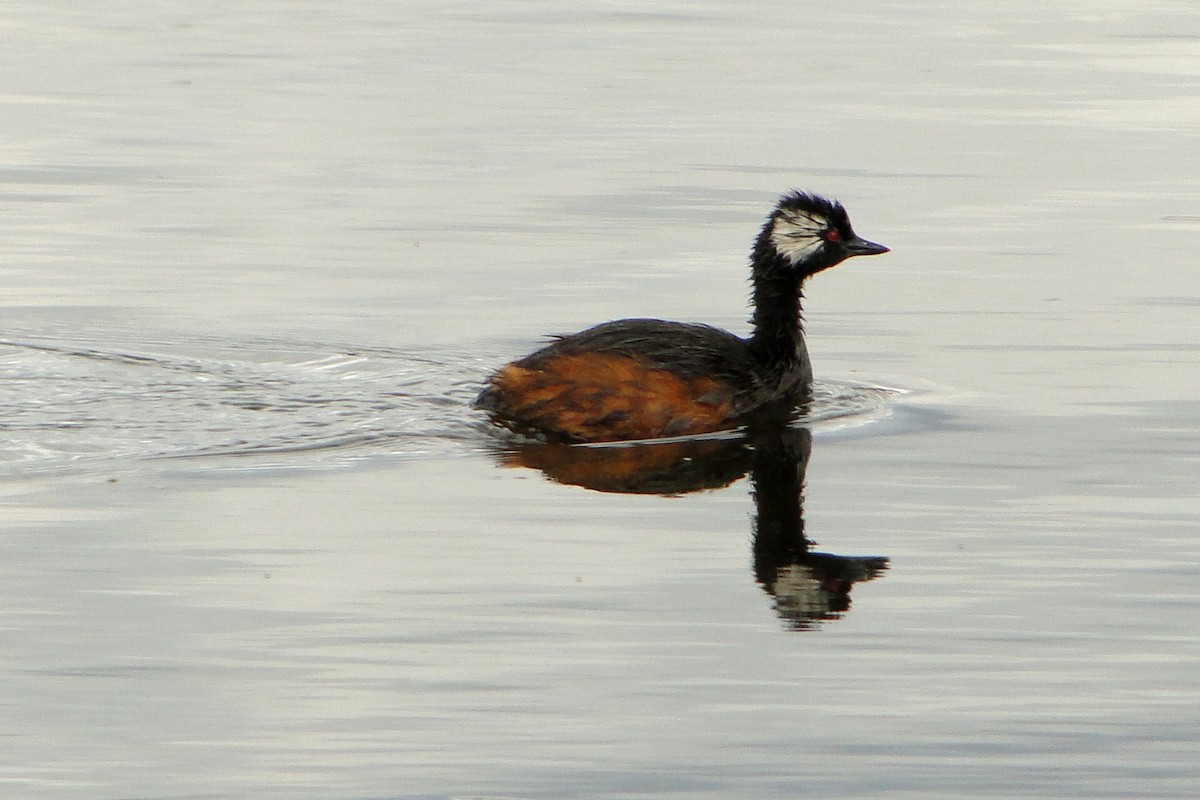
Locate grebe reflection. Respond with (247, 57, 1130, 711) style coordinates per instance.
(489, 422, 888, 629)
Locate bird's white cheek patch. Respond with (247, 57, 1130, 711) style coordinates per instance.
(770, 215, 825, 265)
(772, 235, 822, 265)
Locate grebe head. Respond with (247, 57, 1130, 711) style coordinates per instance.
(762, 191, 889, 278)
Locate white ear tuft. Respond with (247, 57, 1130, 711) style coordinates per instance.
(769, 210, 828, 265)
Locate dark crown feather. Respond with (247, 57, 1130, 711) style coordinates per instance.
(774, 190, 848, 226)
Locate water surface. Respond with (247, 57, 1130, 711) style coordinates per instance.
(2, 2, 1198, 799)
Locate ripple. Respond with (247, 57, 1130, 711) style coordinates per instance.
(0, 333, 486, 477)
(805, 379, 904, 430)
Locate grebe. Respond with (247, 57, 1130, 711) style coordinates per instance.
(476, 191, 888, 442)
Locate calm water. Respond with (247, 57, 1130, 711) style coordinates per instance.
(2, 2, 1198, 798)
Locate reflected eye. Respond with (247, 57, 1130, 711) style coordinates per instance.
(825, 229, 842, 242)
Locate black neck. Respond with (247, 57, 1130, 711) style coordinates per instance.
(748, 251, 810, 381)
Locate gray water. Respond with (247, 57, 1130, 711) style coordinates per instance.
(2, 2, 1198, 798)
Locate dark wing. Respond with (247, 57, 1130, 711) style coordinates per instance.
(522, 319, 760, 386)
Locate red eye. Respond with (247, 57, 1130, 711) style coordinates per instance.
(825, 229, 841, 242)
